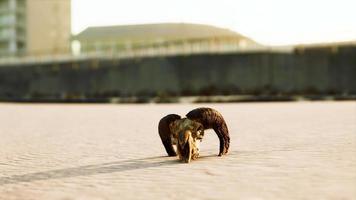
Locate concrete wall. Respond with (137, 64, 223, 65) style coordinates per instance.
(0, 45, 355, 101)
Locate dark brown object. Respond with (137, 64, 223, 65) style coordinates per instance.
(158, 114, 181, 156)
(158, 107, 230, 157)
(186, 107, 230, 156)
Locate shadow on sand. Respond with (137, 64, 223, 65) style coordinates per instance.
(0, 151, 244, 186)
(0, 156, 178, 186)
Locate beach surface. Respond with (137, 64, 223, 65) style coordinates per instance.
(0, 102, 355, 200)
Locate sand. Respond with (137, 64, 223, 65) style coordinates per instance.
(0, 102, 355, 200)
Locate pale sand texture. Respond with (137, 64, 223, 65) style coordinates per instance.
(0, 102, 355, 200)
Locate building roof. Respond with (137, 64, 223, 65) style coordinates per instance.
(74, 23, 256, 43)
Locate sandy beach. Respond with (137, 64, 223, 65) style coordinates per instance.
(0, 102, 355, 200)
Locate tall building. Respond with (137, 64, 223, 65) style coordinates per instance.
(0, 0, 71, 57)
(0, 0, 26, 56)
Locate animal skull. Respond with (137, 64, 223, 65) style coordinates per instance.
(169, 118, 204, 163)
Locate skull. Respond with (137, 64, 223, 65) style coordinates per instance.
(169, 118, 204, 163)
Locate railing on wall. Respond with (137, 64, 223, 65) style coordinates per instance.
(1, 40, 355, 67)
(0, 43, 294, 67)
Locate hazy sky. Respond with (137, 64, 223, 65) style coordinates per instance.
(71, 0, 356, 45)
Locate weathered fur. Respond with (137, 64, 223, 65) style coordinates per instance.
(158, 114, 181, 156)
(176, 130, 193, 163)
(170, 118, 203, 162)
(186, 107, 230, 156)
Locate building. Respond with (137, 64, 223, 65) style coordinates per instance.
(0, 0, 71, 57)
(0, 0, 25, 56)
(74, 23, 262, 56)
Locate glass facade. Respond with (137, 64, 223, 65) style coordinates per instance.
(0, 0, 26, 57)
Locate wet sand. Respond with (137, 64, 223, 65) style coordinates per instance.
(0, 102, 355, 200)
